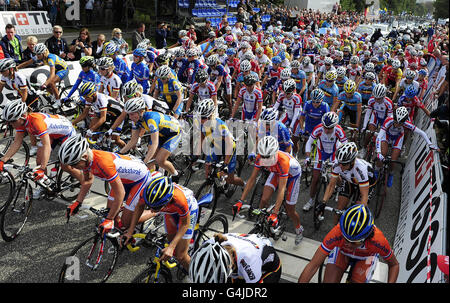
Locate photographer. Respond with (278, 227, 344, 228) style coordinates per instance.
(68, 28, 92, 61)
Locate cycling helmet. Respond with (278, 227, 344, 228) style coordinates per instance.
(124, 96, 146, 113)
(152, 100, 170, 114)
(78, 81, 97, 98)
(336, 66, 347, 77)
(302, 56, 311, 66)
(391, 59, 401, 69)
(0, 58, 16, 72)
(155, 65, 172, 79)
(178, 29, 187, 38)
(34, 43, 47, 55)
(136, 39, 150, 50)
(96, 57, 114, 69)
(226, 48, 236, 56)
(324, 57, 333, 65)
(418, 69, 427, 77)
(257, 136, 279, 157)
(174, 48, 185, 58)
(206, 54, 219, 66)
(271, 56, 282, 65)
(290, 60, 301, 69)
(195, 98, 215, 118)
(122, 80, 141, 98)
(325, 70, 337, 81)
(225, 35, 234, 43)
(372, 83, 387, 99)
(343, 46, 351, 52)
(404, 85, 417, 98)
(133, 48, 146, 58)
(321, 111, 339, 128)
(208, 31, 216, 38)
(350, 55, 359, 64)
(1, 99, 27, 122)
(143, 176, 174, 209)
(260, 108, 279, 122)
(394, 106, 409, 123)
(340, 204, 374, 242)
(364, 62, 375, 72)
(320, 48, 329, 56)
(364, 72, 375, 80)
(283, 78, 296, 93)
(239, 60, 251, 73)
(195, 68, 209, 83)
(311, 89, 325, 103)
(336, 142, 358, 164)
(186, 48, 198, 57)
(104, 42, 118, 55)
(405, 69, 416, 80)
(156, 52, 171, 65)
(58, 134, 89, 166)
(243, 73, 259, 86)
(343, 80, 356, 94)
(280, 68, 292, 80)
(189, 241, 232, 283)
(79, 56, 95, 68)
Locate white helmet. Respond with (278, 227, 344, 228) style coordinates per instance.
(320, 48, 329, 56)
(321, 111, 339, 128)
(189, 241, 232, 283)
(257, 136, 279, 157)
(195, 98, 215, 118)
(391, 59, 401, 69)
(58, 134, 89, 166)
(394, 106, 409, 123)
(239, 60, 251, 72)
(1, 99, 27, 122)
(155, 65, 172, 78)
(372, 83, 387, 99)
(124, 96, 146, 113)
(33, 43, 47, 55)
(280, 68, 292, 80)
(336, 142, 358, 164)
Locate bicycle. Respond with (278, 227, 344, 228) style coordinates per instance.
(246, 203, 289, 242)
(0, 161, 81, 242)
(0, 133, 31, 177)
(360, 129, 378, 162)
(58, 205, 165, 283)
(370, 156, 405, 218)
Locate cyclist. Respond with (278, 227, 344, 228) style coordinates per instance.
(335, 80, 362, 130)
(123, 175, 198, 271)
(397, 85, 431, 122)
(316, 57, 335, 86)
(298, 204, 399, 283)
(318, 70, 339, 109)
(316, 142, 375, 224)
(255, 47, 271, 80)
(60, 134, 153, 236)
(18, 43, 68, 108)
(346, 55, 363, 84)
(0, 99, 80, 199)
(231, 73, 263, 122)
(120, 97, 181, 179)
(185, 68, 217, 114)
(335, 66, 348, 94)
(206, 54, 232, 110)
(234, 136, 304, 245)
(64, 56, 101, 101)
(177, 48, 205, 85)
(300, 56, 315, 93)
(189, 233, 281, 283)
(290, 60, 307, 102)
(130, 48, 151, 95)
(97, 56, 122, 101)
(357, 71, 376, 105)
(195, 99, 244, 187)
(302, 112, 347, 212)
(382, 59, 402, 100)
(153, 65, 184, 119)
(393, 69, 419, 102)
(103, 41, 131, 85)
(375, 106, 437, 187)
(261, 56, 283, 101)
(272, 79, 302, 134)
(235, 60, 260, 100)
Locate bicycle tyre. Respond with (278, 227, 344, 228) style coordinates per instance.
(0, 170, 15, 212)
(58, 234, 119, 283)
(195, 181, 217, 226)
(193, 214, 229, 251)
(313, 178, 326, 230)
(248, 172, 266, 220)
(171, 155, 195, 187)
(0, 179, 33, 242)
(0, 137, 30, 170)
(373, 172, 387, 219)
(131, 264, 172, 283)
(56, 168, 81, 202)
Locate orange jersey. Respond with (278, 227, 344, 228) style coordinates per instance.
(320, 224, 393, 261)
(16, 112, 74, 140)
(254, 151, 302, 178)
(84, 150, 149, 184)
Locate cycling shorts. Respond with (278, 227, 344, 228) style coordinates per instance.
(379, 132, 404, 151)
(206, 148, 237, 174)
(159, 131, 182, 153)
(338, 106, 358, 125)
(164, 206, 198, 239)
(313, 150, 335, 171)
(56, 69, 69, 81)
(265, 173, 300, 205)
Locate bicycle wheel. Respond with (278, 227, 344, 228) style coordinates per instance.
(248, 172, 266, 220)
(0, 179, 33, 242)
(195, 182, 217, 226)
(132, 264, 172, 283)
(372, 172, 387, 219)
(0, 137, 30, 169)
(58, 234, 120, 283)
(193, 214, 229, 251)
(313, 178, 327, 230)
(171, 155, 195, 187)
(56, 168, 81, 202)
(0, 170, 15, 212)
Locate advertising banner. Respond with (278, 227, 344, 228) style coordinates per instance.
(0, 11, 53, 36)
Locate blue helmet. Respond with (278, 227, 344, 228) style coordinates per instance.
(340, 204, 374, 242)
(143, 176, 174, 209)
(133, 48, 147, 58)
(404, 85, 417, 98)
(272, 56, 282, 65)
(226, 48, 236, 56)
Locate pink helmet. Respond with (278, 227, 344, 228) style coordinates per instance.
(225, 35, 234, 43)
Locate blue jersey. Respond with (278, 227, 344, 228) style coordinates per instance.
(358, 81, 376, 102)
(291, 69, 307, 92)
(336, 76, 348, 93)
(131, 61, 150, 93)
(113, 56, 131, 84)
(236, 71, 259, 84)
(301, 101, 330, 134)
(258, 120, 292, 152)
(338, 91, 362, 111)
(145, 49, 157, 64)
(133, 111, 180, 138)
(318, 80, 339, 107)
(178, 58, 205, 84)
(67, 69, 101, 98)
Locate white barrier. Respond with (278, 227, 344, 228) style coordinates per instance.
(0, 11, 53, 36)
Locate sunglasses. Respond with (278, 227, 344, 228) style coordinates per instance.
(260, 154, 272, 159)
(115, 32, 122, 35)
(99, 67, 109, 71)
(54, 31, 63, 34)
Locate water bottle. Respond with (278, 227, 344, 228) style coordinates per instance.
(49, 167, 58, 178)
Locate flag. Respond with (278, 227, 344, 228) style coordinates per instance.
(364, 7, 369, 17)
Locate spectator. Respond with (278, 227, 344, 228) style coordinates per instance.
(236, 7, 248, 25)
(49, 0, 58, 26)
(68, 28, 93, 61)
(155, 22, 168, 49)
(0, 24, 23, 64)
(91, 34, 106, 59)
(187, 25, 197, 44)
(22, 36, 40, 68)
(85, 0, 95, 25)
(111, 28, 128, 56)
(132, 22, 146, 50)
(45, 25, 71, 60)
(199, 20, 212, 42)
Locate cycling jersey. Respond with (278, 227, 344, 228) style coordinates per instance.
(257, 120, 293, 152)
(301, 101, 330, 134)
(236, 71, 259, 84)
(291, 69, 307, 95)
(318, 66, 336, 81)
(337, 91, 362, 111)
(0, 71, 38, 108)
(155, 78, 183, 112)
(303, 47, 317, 64)
(177, 58, 206, 84)
(208, 64, 232, 95)
(67, 69, 101, 98)
(100, 72, 122, 99)
(357, 80, 376, 103)
(315, 55, 326, 69)
(336, 76, 348, 93)
(300, 63, 315, 87)
(363, 97, 394, 129)
(43, 53, 68, 72)
(331, 158, 374, 187)
(346, 64, 362, 81)
(144, 49, 157, 65)
(189, 81, 217, 100)
(398, 79, 420, 95)
(318, 80, 339, 107)
(264, 66, 283, 90)
(237, 86, 263, 120)
(291, 41, 303, 59)
(273, 92, 302, 130)
(130, 61, 150, 94)
(16, 112, 75, 142)
(205, 233, 277, 283)
(386, 67, 402, 82)
(306, 124, 347, 169)
(113, 56, 131, 84)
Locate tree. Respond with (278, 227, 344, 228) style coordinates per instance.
(433, 0, 449, 19)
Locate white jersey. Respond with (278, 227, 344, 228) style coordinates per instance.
(1, 72, 34, 95)
(307, 124, 347, 155)
(347, 64, 363, 81)
(331, 158, 374, 187)
(300, 63, 315, 86)
(100, 73, 122, 99)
